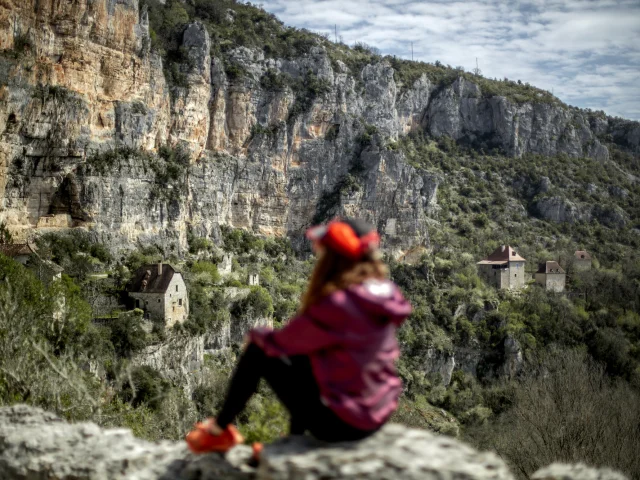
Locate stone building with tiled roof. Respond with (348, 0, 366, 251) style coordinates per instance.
(574, 250, 592, 272)
(535, 261, 566, 292)
(128, 263, 189, 328)
(0, 243, 37, 264)
(0, 243, 63, 284)
(477, 245, 527, 290)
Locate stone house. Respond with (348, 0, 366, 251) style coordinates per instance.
(477, 245, 527, 290)
(0, 243, 36, 264)
(128, 263, 189, 328)
(535, 261, 566, 292)
(574, 250, 592, 272)
(0, 243, 63, 284)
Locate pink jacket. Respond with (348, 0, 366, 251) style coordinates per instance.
(249, 279, 412, 431)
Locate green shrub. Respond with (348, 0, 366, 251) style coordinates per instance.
(0, 221, 13, 244)
(260, 70, 292, 90)
(108, 312, 147, 358)
(273, 299, 297, 325)
(149, 145, 190, 203)
(118, 365, 170, 410)
(473, 213, 489, 228)
(84, 147, 149, 175)
(231, 286, 273, 319)
(35, 231, 113, 280)
(358, 124, 378, 147)
(237, 392, 288, 443)
(187, 232, 213, 254)
(221, 226, 265, 254)
(190, 261, 221, 284)
(225, 62, 247, 81)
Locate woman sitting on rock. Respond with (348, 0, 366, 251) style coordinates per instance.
(186, 218, 412, 452)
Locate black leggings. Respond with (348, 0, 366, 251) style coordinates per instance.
(216, 343, 376, 442)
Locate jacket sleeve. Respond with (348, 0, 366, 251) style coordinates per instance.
(249, 296, 345, 357)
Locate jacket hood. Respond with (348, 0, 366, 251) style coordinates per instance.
(347, 279, 412, 326)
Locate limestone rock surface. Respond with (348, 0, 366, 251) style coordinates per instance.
(534, 196, 628, 227)
(0, 0, 638, 249)
(0, 404, 254, 480)
(0, 405, 630, 480)
(259, 424, 512, 480)
(532, 463, 629, 480)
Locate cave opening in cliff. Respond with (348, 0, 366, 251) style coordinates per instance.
(48, 175, 92, 224)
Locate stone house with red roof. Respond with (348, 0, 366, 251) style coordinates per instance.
(477, 245, 527, 290)
(535, 261, 566, 292)
(128, 263, 189, 328)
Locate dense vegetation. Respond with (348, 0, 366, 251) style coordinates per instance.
(3, 179, 639, 473)
(14, 131, 635, 475)
(382, 132, 640, 478)
(3, 146, 640, 475)
(0, 224, 315, 443)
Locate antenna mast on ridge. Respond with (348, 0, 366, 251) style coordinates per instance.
(472, 57, 482, 76)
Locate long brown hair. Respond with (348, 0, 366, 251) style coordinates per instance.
(299, 249, 388, 313)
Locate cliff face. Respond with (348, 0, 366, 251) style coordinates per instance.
(0, 404, 629, 480)
(0, 0, 636, 252)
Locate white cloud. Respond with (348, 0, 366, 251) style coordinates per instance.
(253, 0, 640, 120)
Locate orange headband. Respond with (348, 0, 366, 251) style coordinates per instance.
(306, 221, 380, 260)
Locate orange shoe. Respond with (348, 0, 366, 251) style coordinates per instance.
(185, 419, 244, 453)
(248, 442, 263, 467)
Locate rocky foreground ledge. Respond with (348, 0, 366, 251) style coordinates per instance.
(0, 405, 627, 480)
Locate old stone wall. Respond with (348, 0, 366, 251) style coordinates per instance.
(499, 267, 510, 289)
(535, 273, 566, 292)
(508, 261, 526, 289)
(164, 273, 189, 327)
(130, 291, 165, 321)
(478, 264, 510, 289)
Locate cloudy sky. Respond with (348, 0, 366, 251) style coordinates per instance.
(253, 0, 640, 120)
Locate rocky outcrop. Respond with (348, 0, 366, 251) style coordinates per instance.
(532, 463, 629, 480)
(423, 348, 456, 385)
(534, 196, 587, 224)
(0, 0, 638, 250)
(132, 334, 205, 393)
(425, 78, 610, 161)
(0, 404, 253, 480)
(534, 196, 628, 227)
(0, 405, 629, 480)
(423, 336, 523, 386)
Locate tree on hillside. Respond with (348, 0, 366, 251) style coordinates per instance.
(468, 349, 640, 479)
(108, 311, 147, 358)
(0, 256, 102, 419)
(0, 222, 12, 244)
